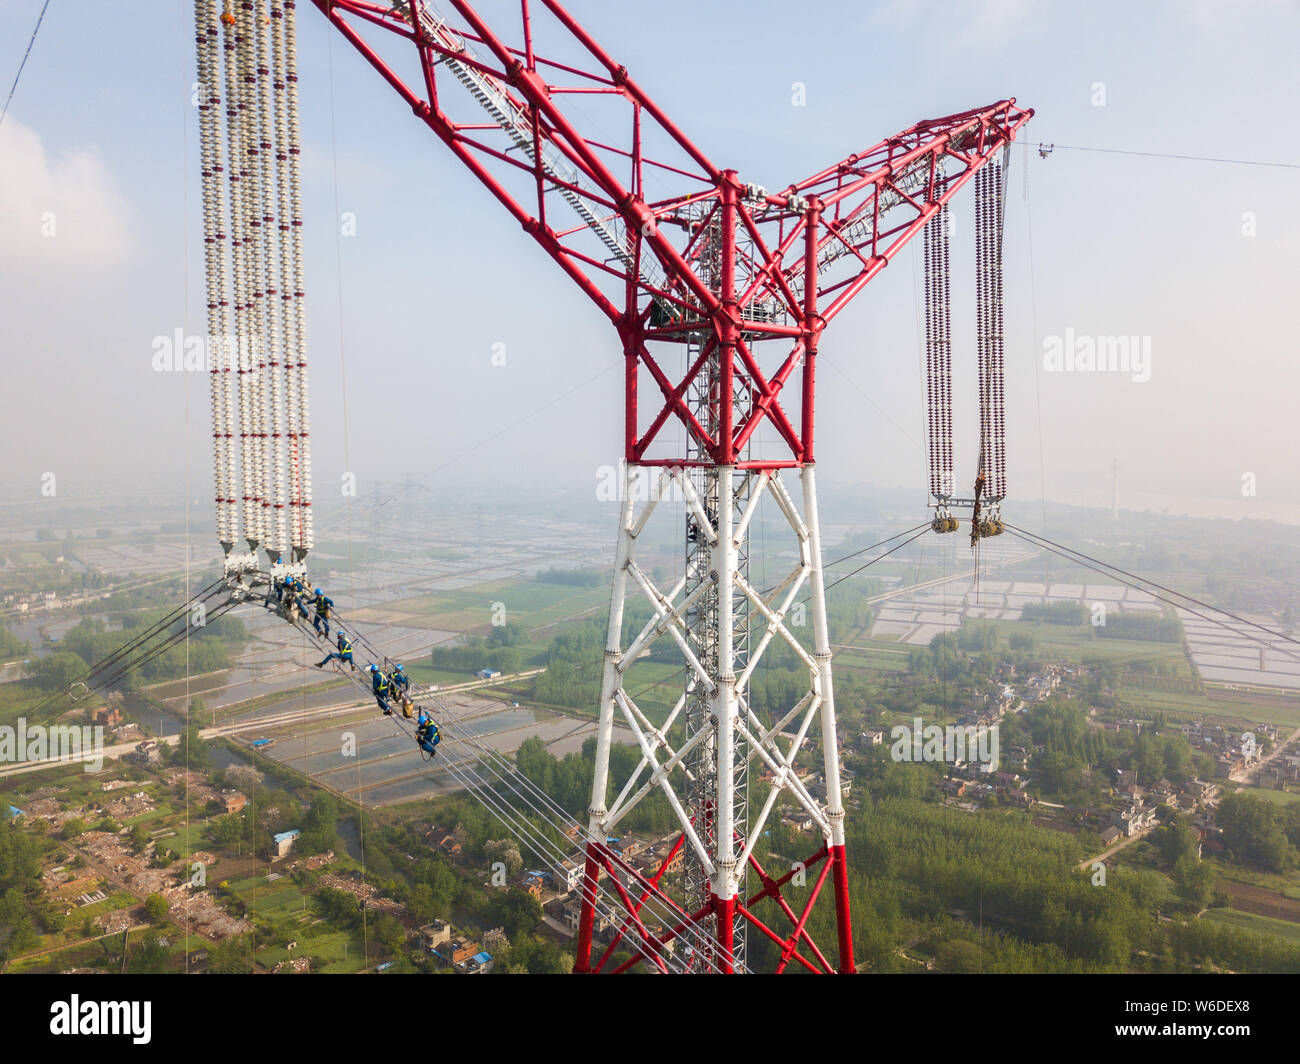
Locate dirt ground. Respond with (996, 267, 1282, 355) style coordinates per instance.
(1216, 878, 1300, 923)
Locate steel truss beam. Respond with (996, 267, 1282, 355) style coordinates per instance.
(310, 0, 1030, 469)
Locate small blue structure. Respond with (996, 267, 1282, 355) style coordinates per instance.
(273, 829, 301, 857)
(251, 738, 273, 749)
(6, 805, 23, 820)
(476, 668, 501, 680)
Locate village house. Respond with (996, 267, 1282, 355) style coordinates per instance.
(1113, 802, 1157, 837)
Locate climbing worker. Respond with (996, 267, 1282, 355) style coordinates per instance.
(312, 587, 334, 639)
(390, 663, 413, 717)
(416, 708, 440, 758)
(970, 467, 987, 549)
(370, 664, 392, 716)
(316, 631, 356, 671)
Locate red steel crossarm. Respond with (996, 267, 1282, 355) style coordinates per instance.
(314, 0, 625, 324)
(445, 0, 721, 315)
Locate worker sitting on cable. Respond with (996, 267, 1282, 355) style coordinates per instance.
(312, 588, 334, 638)
(390, 663, 413, 715)
(316, 631, 355, 671)
(970, 467, 987, 549)
(282, 575, 305, 617)
(416, 708, 440, 757)
(370, 664, 392, 715)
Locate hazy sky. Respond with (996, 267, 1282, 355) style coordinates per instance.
(2, 0, 1298, 529)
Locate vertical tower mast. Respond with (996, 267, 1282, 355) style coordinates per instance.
(308, 0, 1032, 972)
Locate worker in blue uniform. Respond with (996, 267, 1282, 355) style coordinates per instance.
(316, 631, 355, 671)
(370, 664, 392, 715)
(312, 588, 334, 638)
(390, 663, 413, 717)
(416, 708, 440, 757)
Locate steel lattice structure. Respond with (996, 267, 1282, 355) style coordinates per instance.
(310, 0, 1032, 973)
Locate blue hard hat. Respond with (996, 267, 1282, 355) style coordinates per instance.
(314, 588, 322, 596)
(368, 664, 377, 672)
(395, 664, 404, 672)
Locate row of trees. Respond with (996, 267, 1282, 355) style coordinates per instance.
(431, 634, 524, 676)
(1217, 791, 1300, 872)
(30, 612, 249, 691)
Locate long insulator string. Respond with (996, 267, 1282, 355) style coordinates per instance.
(223, 7, 256, 548)
(923, 175, 954, 502)
(285, 0, 313, 557)
(938, 191, 953, 497)
(975, 165, 991, 488)
(270, 0, 299, 561)
(253, 0, 286, 563)
(991, 162, 1007, 499)
(196, 0, 234, 551)
(241, 0, 270, 552)
(923, 190, 938, 498)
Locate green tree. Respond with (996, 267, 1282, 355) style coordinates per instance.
(144, 893, 169, 924)
(373, 914, 406, 958)
(126, 931, 170, 974)
(1173, 853, 1213, 911)
(32, 652, 86, 691)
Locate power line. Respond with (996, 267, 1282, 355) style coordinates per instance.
(0, 0, 50, 129)
(1039, 141, 1300, 171)
(1005, 523, 1300, 651)
(824, 526, 931, 593)
(1002, 524, 1300, 669)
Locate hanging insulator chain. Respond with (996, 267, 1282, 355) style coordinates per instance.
(992, 161, 1007, 500)
(196, 0, 235, 552)
(197, 0, 311, 567)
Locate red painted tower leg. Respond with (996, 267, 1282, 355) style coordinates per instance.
(831, 844, 855, 973)
(574, 849, 601, 973)
(714, 895, 736, 975)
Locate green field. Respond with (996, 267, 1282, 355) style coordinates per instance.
(832, 642, 910, 672)
(1203, 907, 1300, 944)
(369, 578, 609, 635)
(985, 619, 1191, 667)
(256, 928, 364, 973)
(1116, 687, 1300, 728)
(1237, 786, 1300, 806)
(404, 663, 492, 688)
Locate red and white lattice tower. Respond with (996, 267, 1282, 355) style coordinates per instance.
(311, 0, 1032, 973)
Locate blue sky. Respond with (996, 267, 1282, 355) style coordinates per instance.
(2, 0, 1298, 524)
